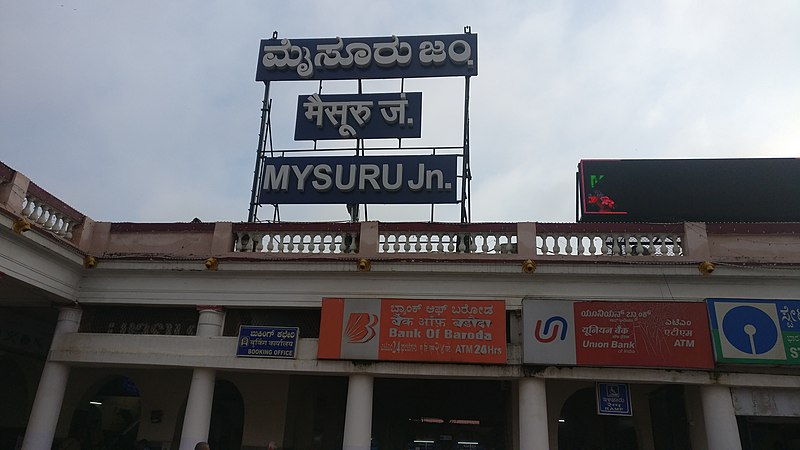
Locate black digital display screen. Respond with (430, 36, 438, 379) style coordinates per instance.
(577, 158, 800, 222)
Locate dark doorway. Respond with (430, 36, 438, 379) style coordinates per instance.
(0, 357, 28, 449)
(372, 378, 511, 450)
(208, 380, 244, 450)
(558, 387, 638, 450)
(282, 375, 348, 450)
(65, 376, 142, 450)
(649, 385, 691, 450)
(739, 416, 800, 450)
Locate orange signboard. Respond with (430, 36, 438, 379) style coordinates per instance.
(318, 298, 506, 364)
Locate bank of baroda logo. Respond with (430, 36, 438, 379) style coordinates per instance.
(345, 312, 379, 343)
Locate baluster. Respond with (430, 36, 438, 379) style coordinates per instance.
(469, 233, 477, 253)
(576, 235, 586, 255)
(56, 215, 66, 233)
(249, 233, 261, 252)
(39, 207, 52, 225)
(44, 211, 58, 231)
(501, 234, 509, 253)
(598, 234, 608, 255)
(479, 234, 488, 253)
(635, 235, 644, 255)
(236, 233, 247, 252)
(674, 235, 682, 256)
(336, 233, 344, 253)
(657, 234, 667, 255)
(313, 233, 321, 253)
(457, 234, 466, 253)
(536, 235, 545, 255)
(552, 235, 561, 255)
(653, 234, 667, 256)
(22, 197, 36, 218)
(54, 216, 67, 236)
(65, 220, 75, 239)
(565, 235, 574, 255)
(585, 235, 595, 255)
(329, 233, 337, 253)
(667, 234, 677, 256)
(29, 200, 42, 222)
(348, 232, 359, 253)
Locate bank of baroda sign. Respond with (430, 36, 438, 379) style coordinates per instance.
(254, 32, 477, 206)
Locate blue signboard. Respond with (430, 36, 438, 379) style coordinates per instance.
(597, 382, 632, 416)
(295, 92, 422, 140)
(256, 33, 477, 81)
(258, 155, 458, 204)
(707, 298, 800, 365)
(236, 326, 299, 359)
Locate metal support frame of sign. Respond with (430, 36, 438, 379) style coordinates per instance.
(247, 28, 475, 223)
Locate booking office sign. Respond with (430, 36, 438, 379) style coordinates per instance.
(707, 298, 800, 365)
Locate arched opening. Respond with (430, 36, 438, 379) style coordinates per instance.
(64, 375, 142, 450)
(208, 379, 244, 450)
(171, 379, 245, 450)
(0, 356, 28, 449)
(558, 387, 638, 450)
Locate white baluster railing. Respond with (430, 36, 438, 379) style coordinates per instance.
(536, 230, 682, 257)
(234, 229, 359, 254)
(379, 228, 518, 254)
(20, 195, 80, 240)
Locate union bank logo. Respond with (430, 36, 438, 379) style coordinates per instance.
(534, 316, 568, 343)
(345, 313, 379, 343)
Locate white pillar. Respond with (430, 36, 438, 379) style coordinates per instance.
(22, 307, 82, 450)
(519, 377, 549, 450)
(700, 385, 742, 450)
(178, 306, 225, 450)
(342, 374, 373, 450)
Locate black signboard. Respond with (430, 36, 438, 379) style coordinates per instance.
(256, 33, 477, 82)
(259, 155, 458, 204)
(577, 158, 800, 222)
(295, 92, 422, 140)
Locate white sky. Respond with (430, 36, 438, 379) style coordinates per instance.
(2, 1, 798, 223)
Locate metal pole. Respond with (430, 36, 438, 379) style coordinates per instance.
(248, 81, 271, 222)
(460, 76, 472, 223)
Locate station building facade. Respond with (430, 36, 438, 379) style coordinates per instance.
(2, 161, 800, 450)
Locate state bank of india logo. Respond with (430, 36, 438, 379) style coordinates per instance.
(535, 316, 568, 343)
(718, 302, 786, 360)
(345, 312, 379, 343)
